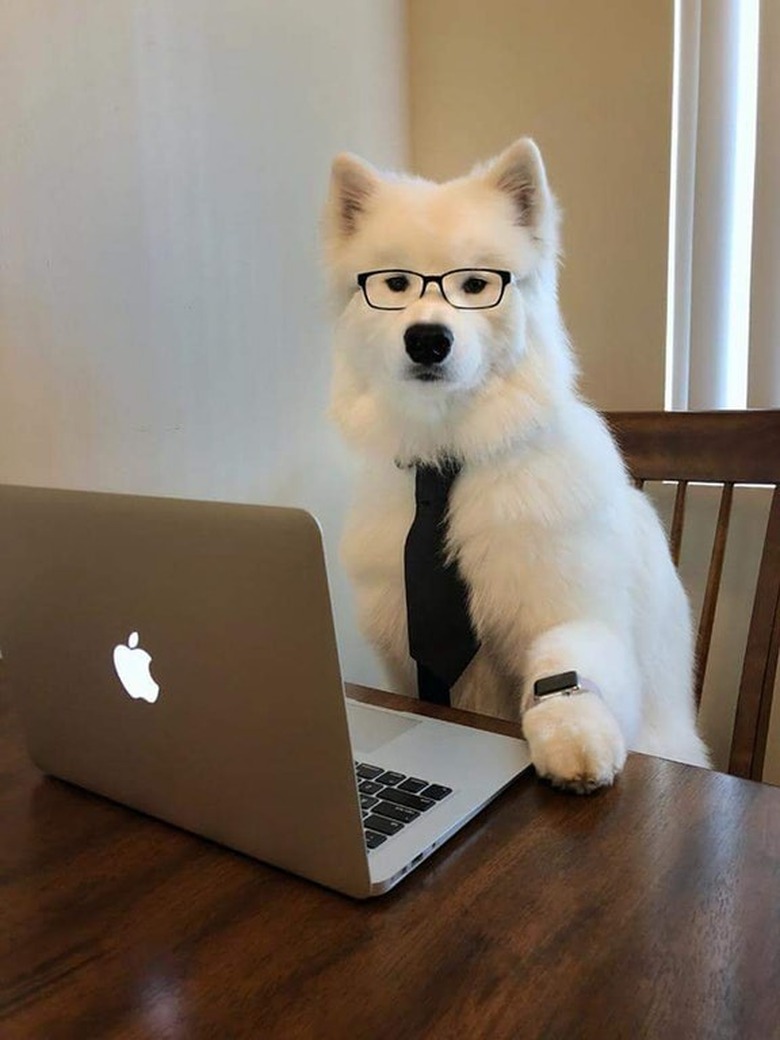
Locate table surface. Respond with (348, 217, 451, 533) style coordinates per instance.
(2, 675, 780, 1040)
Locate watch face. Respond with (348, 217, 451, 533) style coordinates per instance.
(533, 670, 579, 698)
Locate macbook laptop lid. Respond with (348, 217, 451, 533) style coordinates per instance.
(0, 485, 530, 898)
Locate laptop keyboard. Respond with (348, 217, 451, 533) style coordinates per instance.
(355, 762, 453, 851)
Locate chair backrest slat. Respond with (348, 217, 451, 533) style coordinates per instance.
(670, 480, 688, 567)
(693, 481, 734, 708)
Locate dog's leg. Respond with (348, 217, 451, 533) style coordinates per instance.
(519, 620, 642, 793)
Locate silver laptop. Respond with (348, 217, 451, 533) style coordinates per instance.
(0, 484, 530, 898)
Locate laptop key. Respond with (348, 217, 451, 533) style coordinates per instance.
(360, 794, 380, 811)
(374, 801, 419, 825)
(375, 770, 405, 787)
(365, 830, 388, 849)
(363, 814, 404, 836)
(358, 780, 383, 795)
(397, 777, 428, 794)
(356, 763, 383, 780)
(421, 784, 453, 801)
(381, 788, 435, 812)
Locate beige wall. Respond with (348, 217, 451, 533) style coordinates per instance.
(407, 0, 673, 410)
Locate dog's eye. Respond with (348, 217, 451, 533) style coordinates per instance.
(462, 276, 488, 295)
(385, 275, 410, 293)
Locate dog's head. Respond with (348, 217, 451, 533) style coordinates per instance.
(323, 140, 573, 463)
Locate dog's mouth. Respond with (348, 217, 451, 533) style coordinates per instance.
(407, 365, 447, 383)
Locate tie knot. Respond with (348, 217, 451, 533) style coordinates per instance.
(415, 461, 461, 507)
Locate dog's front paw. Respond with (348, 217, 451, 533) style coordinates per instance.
(522, 692, 626, 794)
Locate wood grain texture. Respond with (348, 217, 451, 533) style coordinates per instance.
(607, 409, 780, 484)
(2, 674, 780, 1040)
(606, 409, 780, 781)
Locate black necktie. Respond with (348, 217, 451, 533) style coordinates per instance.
(404, 461, 481, 705)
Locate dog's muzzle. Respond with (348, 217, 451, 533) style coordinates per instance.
(404, 324, 453, 370)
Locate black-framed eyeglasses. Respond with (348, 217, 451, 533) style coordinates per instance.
(356, 268, 513, 311)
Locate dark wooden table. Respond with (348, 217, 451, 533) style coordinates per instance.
(2, 674, 780, 1040)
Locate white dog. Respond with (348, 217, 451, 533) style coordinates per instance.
(323, 138, 710, 792)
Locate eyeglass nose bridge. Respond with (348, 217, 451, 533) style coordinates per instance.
(418, 273, 448, 303)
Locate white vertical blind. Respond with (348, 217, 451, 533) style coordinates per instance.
(687, 0, 742, 409)
(667, 0, 766, 410)
(748, 0, 780, 407)
(667, 0, 700, 411)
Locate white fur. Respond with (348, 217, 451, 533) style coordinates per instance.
(323, 139, 710, 792)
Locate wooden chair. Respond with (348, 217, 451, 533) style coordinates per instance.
(604, 410, 780, 781)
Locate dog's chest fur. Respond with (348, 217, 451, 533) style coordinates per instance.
(340, 431, 616, 721)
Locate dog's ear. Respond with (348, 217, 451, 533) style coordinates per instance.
(482, 138, 555, 238)
(327, 153, 379, 238)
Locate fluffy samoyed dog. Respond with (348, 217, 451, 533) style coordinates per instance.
(323, 138, 709, 792)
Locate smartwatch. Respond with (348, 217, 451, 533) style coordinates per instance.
(533, 670, 600, 704)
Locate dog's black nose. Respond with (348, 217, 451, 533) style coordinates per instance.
(404, 324, 453, 366)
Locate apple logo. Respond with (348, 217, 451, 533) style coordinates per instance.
(113, 631, 160, 703)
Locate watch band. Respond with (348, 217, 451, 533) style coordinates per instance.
(532, 670, 601, 704)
